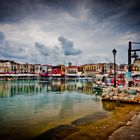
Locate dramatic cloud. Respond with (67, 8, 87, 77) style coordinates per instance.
(0, 31, 5, 42)
(88, 0, 140, 29)
(0, 0, 140, 65)
(0, 31, 25, 60)
(58, 36, 82, 56)
(35, 42, 51, 56)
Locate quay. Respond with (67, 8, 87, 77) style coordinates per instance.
(108, 112, 140, 140)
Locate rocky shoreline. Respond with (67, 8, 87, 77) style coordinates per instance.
(101, 87, 140, 104)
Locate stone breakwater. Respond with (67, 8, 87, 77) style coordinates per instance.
(101, 87, 140, 104)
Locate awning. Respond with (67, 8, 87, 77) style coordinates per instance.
(4, 74, 37, 76)
(66, 74, 78, 76)
(0, 74, 5, 76)
(52, 74, 61, 76)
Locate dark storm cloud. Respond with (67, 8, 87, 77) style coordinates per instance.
(89, 0, 140, 32)
(0, 0, 140, 33)
(58, 36, 82, 56)
(0, 31, 24, 59)
(0, 0, 25, 23)
(0, 0, 77, 23)
(0, 0, 44, 23)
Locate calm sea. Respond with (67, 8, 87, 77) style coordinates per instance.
(0, 80, 108, 139)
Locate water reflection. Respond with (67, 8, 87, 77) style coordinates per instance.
(0, 80, 137, 139)
(0, 81, 103, 134)
(0, 80, 94, 97)
(59, 94, 74, 117)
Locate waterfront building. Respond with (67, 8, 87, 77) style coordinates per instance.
(67, 66, 78, 74)
(78, 65, 84, 72)
(66, 65, 78, 78)
(102, 63, 112, 74)
(34, 64, 42, 74)
(96, 63, 104, 74)
(39, 65, 52, 77)
(83, 64, 97, 77)
(52, 65, 66, 78)
(105, 63, 117, 75)
(0, 60, 20, 74)
(25, 63, 29, 73)
(83, 64, 96, 72)
(16, 63, 29, 74)
(29, 64, 35, 74)
(132, 59, 140, 73)
(47, 65, 52, 76)
(60, 64, 66, 76)
(17, 64, 24, 74)
(10, 61, 19, 73)
(0, 60, 11, 74)
(41, 65, 48, 73)
(131, 59, 140, 85)
(134, 59, 140, 65)
(118, 64, 128, 74)
(0, 59, 133, 81)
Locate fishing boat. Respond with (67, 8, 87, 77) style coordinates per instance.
(93, 83, 103, 95)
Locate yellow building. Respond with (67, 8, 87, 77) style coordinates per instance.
(132, 59, 140, 72)
(83, 64, 96, 72)
(0, 60, 11, 73)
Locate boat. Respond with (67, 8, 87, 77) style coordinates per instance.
(93, 83, 103, 90)
(92, 83, 103, 95)
(93, 87, 103, 95)
(93, 86, 103, 90)
(93, 86, 103, 92)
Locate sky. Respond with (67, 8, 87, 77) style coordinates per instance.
(0, 0, 140, 65)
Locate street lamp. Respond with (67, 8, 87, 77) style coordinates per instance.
(112, 49, 117, 87)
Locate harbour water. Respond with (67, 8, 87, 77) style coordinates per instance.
(0, 80, 105, 139)
(0, 80, 138, 139)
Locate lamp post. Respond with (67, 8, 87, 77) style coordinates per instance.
(112, 49, 117, 87)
